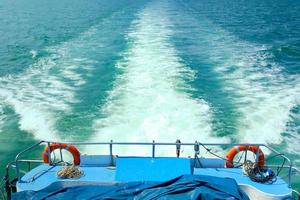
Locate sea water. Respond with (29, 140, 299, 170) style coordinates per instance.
(0, 0, 299, 187)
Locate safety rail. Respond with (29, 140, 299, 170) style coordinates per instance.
(0, 140, 300, 200)
(291, 167, 300, 199)
(11, 140, 298, 187)
(1, 140, 298, 200)
(293, 190, 300, 199)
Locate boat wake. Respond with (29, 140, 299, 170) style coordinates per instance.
(90, 1, 228, 156)
(0, 103, 4, 132)
(175, 1, 300, 154)
(0, 27, 101, 141)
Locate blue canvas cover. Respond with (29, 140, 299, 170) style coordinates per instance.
(13, 175, 249, 200)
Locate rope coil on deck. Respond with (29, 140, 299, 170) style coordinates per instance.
(243, 160, 276, 183)
(57, 165, 83, 179)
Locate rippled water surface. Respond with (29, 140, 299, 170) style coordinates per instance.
(0, 0, 299, 187)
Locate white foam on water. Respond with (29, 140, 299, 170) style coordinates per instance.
(0, 7, 135, 141)
(30, 50, 37, 59)
(0, 90, 60, 140)
(0, 103, 4, 132)
(0, 59, 73, 140)
(0, 7, 146, 142)
(0, 26, 102, 141)
(90, 1, 228, 156)
(167, 3, 300, 154)
(47, 28, 101, 87)
(213, 42, 300, 146)
(189, 18, 300, 147)
(284, 105, 300, 155)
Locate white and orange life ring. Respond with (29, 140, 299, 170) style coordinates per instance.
(42, 143, 80, 165)
(225, 145, 265, 168)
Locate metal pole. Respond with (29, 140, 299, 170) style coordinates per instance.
(152, 140, 155, 158)
(244, 145, 248, 164)
(47, 142, 51, 165)
(255, 145, 260, 164)
(59, 144, 63, 163)
(15, 161, 20, 182)
(176, 139, 181, 158)
(110, 140, 113, 166)
(288, 161, 293, 188)
(194, 141, 199, 157)
(5, 162, 13, 200)
(14, 141, 44, 181)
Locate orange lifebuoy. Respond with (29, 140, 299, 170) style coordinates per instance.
(225, 145, 264, 168)
(42, 143, 80, 165)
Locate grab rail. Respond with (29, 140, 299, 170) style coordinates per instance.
(13, 140, 298, 188)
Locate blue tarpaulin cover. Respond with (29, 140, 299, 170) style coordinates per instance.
(13, 175, 249, 200)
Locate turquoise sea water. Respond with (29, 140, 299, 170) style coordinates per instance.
(0, 0, 299, 188)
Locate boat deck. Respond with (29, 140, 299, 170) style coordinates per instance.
(17, 157, 292, 199)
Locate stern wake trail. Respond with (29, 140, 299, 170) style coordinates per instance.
(0, 2, 150, 145)
(211, 34, 300, 152)
(0, 23, 108, 141)
(0, 103, 4, 132)
(178, 1, 300, 155)
(0, 51, 76, 141)
(284, 105, 300, 155)
(91, 0, 228, 156)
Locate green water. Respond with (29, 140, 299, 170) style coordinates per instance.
(0, 0, 299, 189)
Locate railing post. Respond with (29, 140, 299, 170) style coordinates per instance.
(255, 145, 260, 164)
(15, 141, 44, 182)
(176, 139, 181, 158)
(109, 140, 113, 156)
(244, 146, 248, 164)
(152, 140, 155, 158)
(110, 140, 113, 166)
(288, 161, 293, 188)
(5, 162, 12, 200)
(47, 142, 51, 165)
(194, 141, 199, 157)
(15, 161, 20, 182)
(59, 144, 63, 163)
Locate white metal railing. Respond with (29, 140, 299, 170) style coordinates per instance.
(11, 140, 298, 188)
